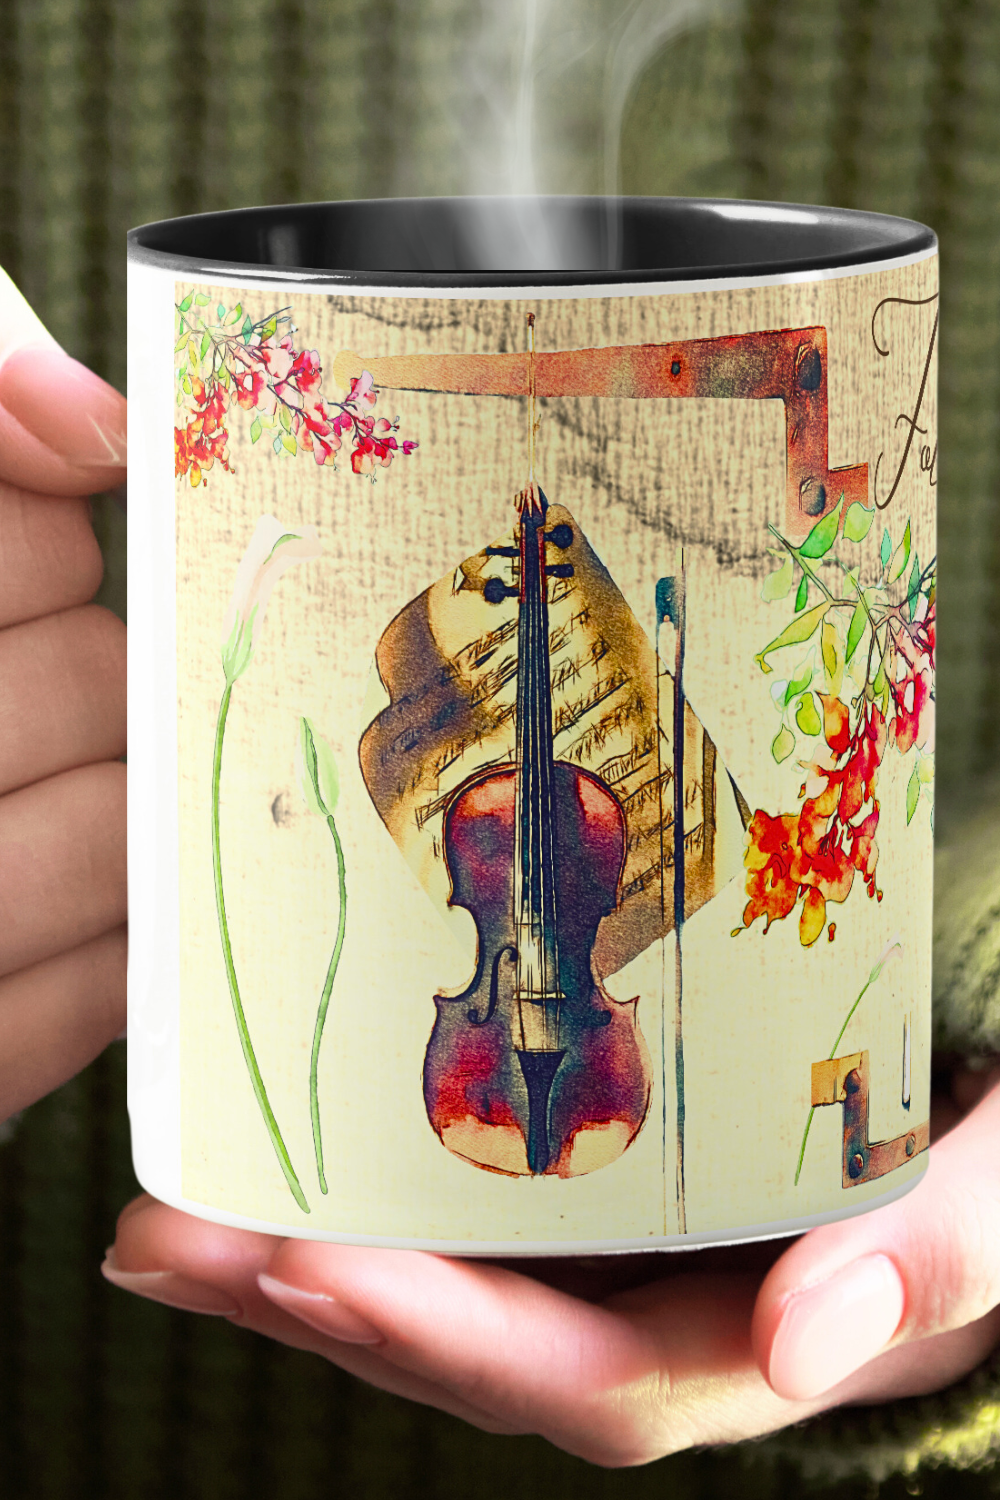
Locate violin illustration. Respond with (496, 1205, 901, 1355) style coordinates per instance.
(421, 478, 653, 1177)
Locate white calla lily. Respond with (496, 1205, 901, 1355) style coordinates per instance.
(210, 512, 322, 1213)
(868, 934, 903, 986)
(221, 514, 321, 683)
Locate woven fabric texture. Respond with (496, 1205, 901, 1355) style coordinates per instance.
(1, 1, 999, 1494)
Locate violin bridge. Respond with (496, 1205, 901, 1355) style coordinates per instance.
(514, 993, 564, 1052)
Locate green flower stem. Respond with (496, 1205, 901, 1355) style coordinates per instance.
(310, 812, 347, 1195)
(794, 975, 874, 1187)
(827, 976, 873, 1062)
(212, 682, 310, 1214)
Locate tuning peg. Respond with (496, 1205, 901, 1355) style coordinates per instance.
(485, 545, 519, 558)
(546, 563, 574, 579)
(545, 524, 573, 549)
(483, 577, 519, 604)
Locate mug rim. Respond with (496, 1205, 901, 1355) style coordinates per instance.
(127, 194, 936, 289)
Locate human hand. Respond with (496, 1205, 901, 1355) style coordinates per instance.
(106, 1062, 1000, 1462)
(0, 268, 127, 1120)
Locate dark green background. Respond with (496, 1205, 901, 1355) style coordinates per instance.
(1, 1, 999, 1494)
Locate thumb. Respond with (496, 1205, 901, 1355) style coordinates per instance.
(752, 1070, 1000, 1401)
(0, 265, 126, 495)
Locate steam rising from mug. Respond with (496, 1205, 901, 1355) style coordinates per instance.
(451, 0, 727, 270)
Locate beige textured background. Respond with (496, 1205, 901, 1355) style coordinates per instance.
(176, 259, 936, 1240)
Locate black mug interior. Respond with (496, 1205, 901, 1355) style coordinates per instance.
(128, 196, 934, 288)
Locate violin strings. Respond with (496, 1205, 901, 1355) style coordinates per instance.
(527, 312, 537, 485)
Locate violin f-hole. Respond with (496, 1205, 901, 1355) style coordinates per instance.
(468, 943, 517, 1025)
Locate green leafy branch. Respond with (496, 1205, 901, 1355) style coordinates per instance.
(755, 495, 936, 821)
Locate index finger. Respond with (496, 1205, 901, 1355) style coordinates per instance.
(0, 267, 127, 496)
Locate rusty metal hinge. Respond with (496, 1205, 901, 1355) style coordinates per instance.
(810, 1050, 929, 1188)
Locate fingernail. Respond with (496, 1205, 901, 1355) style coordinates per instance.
(0, 345, 126, 467)
(768, 1254, 905, 1401)
(101, 1253, 242, 1317)
(258, 1272, 384, 1345)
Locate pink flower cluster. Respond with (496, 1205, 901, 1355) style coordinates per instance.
(232, 337, 416, 475)
(174, 307, 417, 485)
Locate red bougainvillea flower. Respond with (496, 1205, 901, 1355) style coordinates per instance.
(288, 348, 322, 399)
(234, 369, 266, 410)
(257, 334, 296, 386)
(890, 611, 935, 755)
(743, 810, 801, 930)
(174, 376, 234, 487)
(298, 401, 342, 467)
(742, 696, 886, 947)
(351, 430, 399, 475)
(347, 370, 377, 410)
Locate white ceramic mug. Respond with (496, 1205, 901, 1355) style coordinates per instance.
(127, 196, 937, 1252)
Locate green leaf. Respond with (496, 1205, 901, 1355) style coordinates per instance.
(225, 304, 243, 325)
(755, 602, 830, 673)
(906, 765, 920, 824)
(771, 724, 795, 763)
(799, 492, 844, 559)
(887, 520, 911, 583)
(918, 754, 934, 785)
(872, 650, 887, 698)
(195, 292, 210, 306)
(794, 574, 809, 612)
(182, 374, 192, 394)
(845, 598, 867, 663)
(217, 303, 226, 319)
(762, 554, 794, 601)
(784, 663, 813, 705)
(178, 293, 193, 312)
(795, 692, 821, 736)
(881, 529, 892, 570)
(218, 364, 230, 387)
(241, 314, 254, 343)
(260, 316, 278, 339)
(174, 334, 188, 353)
(299, 717, 340, 818)
(279, 404, 292, 433)
(198, 331, 210, 361)
(281, 433, 297, 455)
(250, 417, 262, 444)
(844, 501, 875, 542)
(273, 434, 283, 454)
(907, 551, 921, 618)
(821, 620, 839, 682)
